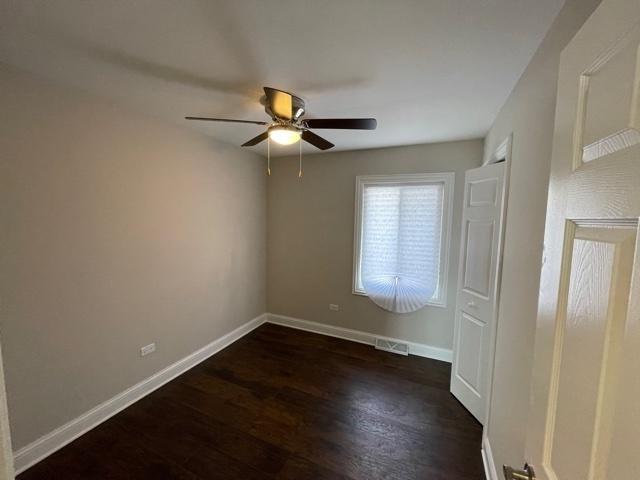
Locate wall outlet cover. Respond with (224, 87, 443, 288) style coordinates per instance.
(140, 343, 156, 356)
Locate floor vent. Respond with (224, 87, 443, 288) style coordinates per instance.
(374, 338, 409, 356)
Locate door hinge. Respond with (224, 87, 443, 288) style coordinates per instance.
(503, 463, 536, 480)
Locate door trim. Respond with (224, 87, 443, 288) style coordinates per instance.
(482, 435, 500, 480)
(0, 342, 15, 479)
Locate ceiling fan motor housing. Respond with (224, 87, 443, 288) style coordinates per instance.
(264, 92, 306, 122)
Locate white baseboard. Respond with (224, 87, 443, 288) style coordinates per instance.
(481, 435, 498, 480)
(266, 313, 453, 363)
(13, 313, 267, 474)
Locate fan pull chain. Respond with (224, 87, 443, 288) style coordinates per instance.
(298, 140, 303, 178)
(267, 136, 271, 176)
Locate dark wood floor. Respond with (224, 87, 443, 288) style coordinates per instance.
(19, 323, 484, 479)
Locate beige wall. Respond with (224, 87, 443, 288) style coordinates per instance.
(0, 65, 267, 450)
(483, 0, 602, 471)
(267, 140, 483, 349)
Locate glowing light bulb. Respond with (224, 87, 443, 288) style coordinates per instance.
(268, 126, 301, 145)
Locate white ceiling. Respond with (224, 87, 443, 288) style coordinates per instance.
(0, 0, 564, 156)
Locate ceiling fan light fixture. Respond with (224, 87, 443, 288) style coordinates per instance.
(268, 125, 301, 145)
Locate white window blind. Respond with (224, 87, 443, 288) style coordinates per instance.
(353, 174, 454, 312)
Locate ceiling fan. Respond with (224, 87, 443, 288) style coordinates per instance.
(185, 87, 377, 151)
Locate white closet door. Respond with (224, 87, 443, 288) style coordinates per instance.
(451, 162, 506, 423)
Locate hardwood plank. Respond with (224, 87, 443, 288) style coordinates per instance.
(277, 455, 353, 480)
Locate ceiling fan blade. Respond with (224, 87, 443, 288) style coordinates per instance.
(302, 130, 335, 150)
(185, 116, 268, 125)
(302, 118, 377, 130)
(264, 87, 293, 120)
(241, 131, 269, 147)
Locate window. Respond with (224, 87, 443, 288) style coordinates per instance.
(353, 173, 454, 310)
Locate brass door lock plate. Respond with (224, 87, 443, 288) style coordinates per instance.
(503, 463, 536, 480)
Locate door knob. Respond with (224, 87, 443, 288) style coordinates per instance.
(503, 463, 535, 480)
(467, 301, 477, 308)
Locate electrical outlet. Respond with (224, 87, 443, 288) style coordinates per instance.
(329, 304, 340, 311)
(140, 343, 156, 357)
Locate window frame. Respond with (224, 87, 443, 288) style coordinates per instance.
(352, 172, 455, 308)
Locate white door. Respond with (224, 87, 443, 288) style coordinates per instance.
(520, 0, 640, 478)
(0, 344, 14, 480)
(451, 162, 507, 423)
